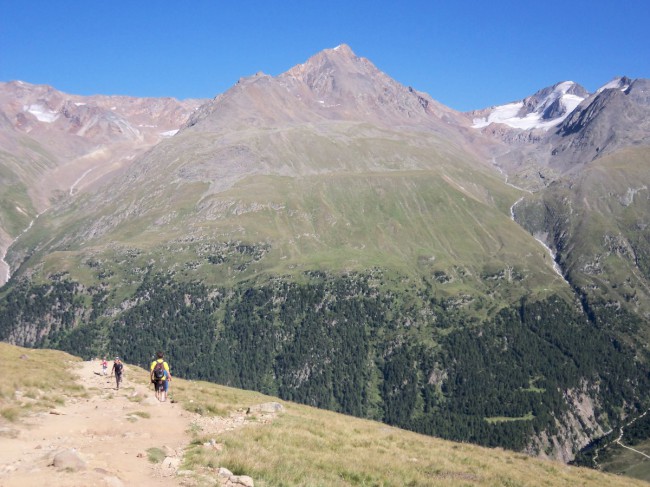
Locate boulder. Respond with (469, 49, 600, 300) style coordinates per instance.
(104, 476, 124, 487)
(162, 456, 181, 470)
(216, 467, 254, 486)
(50, 449, 86, 470)
(142, 396, 161, 406)
(247, 402, 284, 414)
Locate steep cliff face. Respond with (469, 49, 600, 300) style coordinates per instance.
(528, 382, 606, 463)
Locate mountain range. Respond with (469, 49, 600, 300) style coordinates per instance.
(1, 44, 649, 474)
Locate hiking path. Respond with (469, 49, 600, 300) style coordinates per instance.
(0, 359, 274, 487)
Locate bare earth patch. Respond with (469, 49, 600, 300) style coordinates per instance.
(0, 359, 277, 486)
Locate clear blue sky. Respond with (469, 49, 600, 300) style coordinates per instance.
(2, 1, 649, 111)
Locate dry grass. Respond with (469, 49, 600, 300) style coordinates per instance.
(200, 403, 645, 487)
(176, 379, 647, 487)
(0, 342, 85, 422)
(146, 447, 166, 463)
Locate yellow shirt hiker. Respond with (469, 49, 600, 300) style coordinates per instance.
(150, 352, 171, 402)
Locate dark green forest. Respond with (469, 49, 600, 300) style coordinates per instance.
(1, 270, 649, 455)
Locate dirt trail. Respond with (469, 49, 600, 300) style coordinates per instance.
(0, 360, 195, 487)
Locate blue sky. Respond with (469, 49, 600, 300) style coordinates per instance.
(2, 1, 649, 111)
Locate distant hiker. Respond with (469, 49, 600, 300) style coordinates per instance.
(101, 357, 108, 376)
(150, 351, 171, 402)
(111, 357, 124, 390)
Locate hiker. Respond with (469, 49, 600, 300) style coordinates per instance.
(150, 351, 171, 402)
(110, 357, 124, 390)
(101, 357, 108, 376)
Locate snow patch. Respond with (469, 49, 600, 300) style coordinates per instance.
(160, 129, 179, 137)
(473, 102, 524, 128)
(24, 104, 59, 123)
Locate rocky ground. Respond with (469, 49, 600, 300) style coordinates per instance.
(0, 359, 281, 486)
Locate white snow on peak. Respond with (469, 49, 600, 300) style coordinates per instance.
(472, 102, 523, 128)
(560, 93, 584, 112)
(333, 45, 342, 51)
(472, 82, 585, 131)
(555, 81, 576, 93)
(597, 77, 630, 93)
(160, 129, 179, 137)
(24, 104, 59, 123)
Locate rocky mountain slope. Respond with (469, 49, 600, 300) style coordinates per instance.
(471, 74, 650, 325)
(0, 81, 203, 284)
(1, 45, 650, 468)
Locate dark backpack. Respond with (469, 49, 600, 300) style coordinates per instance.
(153, 361, 165, 380)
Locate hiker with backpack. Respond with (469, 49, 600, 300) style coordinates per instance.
(110, 357, 124, 390)
(150, 351, 171, 402)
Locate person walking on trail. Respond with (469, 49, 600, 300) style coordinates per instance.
(110, 357, 124, 390)
(150, 351, 171, 402)
(101, 357, 108, 376)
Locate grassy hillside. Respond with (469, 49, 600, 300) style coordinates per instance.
(1, 342, 646, 486)
(0, 342, 84, 423)
(7, 124, 570, 305)
(515, 146, 650, 327)
(597, 439, 650, 481)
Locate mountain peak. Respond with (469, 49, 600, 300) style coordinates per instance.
(471, 80, 588, 131)
(185, 44, 462, 133)
(596, 76, 632, 94)
(329, 43, 355, 55)
(282, 43, 364, 84)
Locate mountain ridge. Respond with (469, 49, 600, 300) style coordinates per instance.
(185, 44, 469, 140)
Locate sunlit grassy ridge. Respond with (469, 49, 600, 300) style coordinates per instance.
(0, 342, 83, 422)
(18, 167, 569, 310)
(4, 122, 568, 307)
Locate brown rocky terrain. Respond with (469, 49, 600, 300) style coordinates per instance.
(0, 359, 279, 486)
(0, 81, 204, 204)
